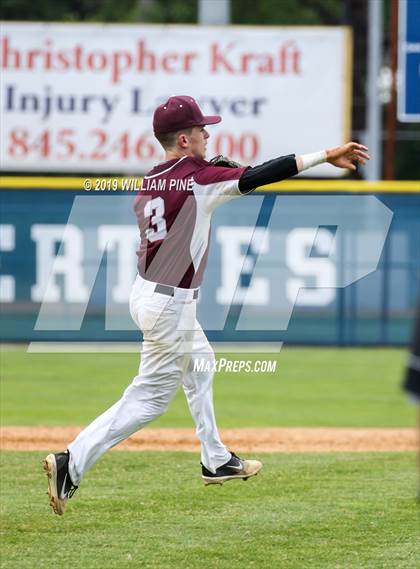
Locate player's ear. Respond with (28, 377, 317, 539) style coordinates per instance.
(177, 132, 189, 148)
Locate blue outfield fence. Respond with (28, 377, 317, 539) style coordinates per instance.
(0, 178, 419, 345)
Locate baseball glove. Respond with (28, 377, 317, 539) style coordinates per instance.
(209, 155, 243, 168)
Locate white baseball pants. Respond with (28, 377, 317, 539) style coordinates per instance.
(68, 275, 230, 485)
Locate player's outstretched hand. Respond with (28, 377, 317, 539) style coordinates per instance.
(326, 142, 370, 171)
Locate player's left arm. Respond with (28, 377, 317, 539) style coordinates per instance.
(238, 142, 370, 194)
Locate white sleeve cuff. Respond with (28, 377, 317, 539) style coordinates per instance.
(298, 150, 327, 172)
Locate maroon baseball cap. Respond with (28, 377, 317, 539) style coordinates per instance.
(153, 96, 221, 134)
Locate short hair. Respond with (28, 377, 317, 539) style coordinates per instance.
(155, 127, 194, 150)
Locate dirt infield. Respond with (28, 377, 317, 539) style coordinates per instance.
(1, 426, 417, 452)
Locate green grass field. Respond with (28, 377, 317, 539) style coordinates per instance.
(1, 452, 418, 569)
(1, 347, 415, 427)
(1, 347, 418, 569)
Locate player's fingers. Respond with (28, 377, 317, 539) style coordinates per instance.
(342, 159, 356, 170)
(350, 151, 369, 163)
(352, 154, 369, 164)
(349, 142, 368, 151)
(354, 150, 370, 160)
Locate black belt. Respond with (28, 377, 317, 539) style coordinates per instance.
(155, 283, 199, 300)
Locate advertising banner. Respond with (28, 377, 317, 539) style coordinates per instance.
(398, 0, 420, 122)
(1, 23, 351, 175)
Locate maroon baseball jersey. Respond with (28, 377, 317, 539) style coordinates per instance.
(134, 156, 248, 289)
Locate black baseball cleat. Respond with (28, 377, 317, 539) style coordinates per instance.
(202, 451, 262, 486)
(43, 450, 78, 516)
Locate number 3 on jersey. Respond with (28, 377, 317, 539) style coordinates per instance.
(144, 197, 167, 242)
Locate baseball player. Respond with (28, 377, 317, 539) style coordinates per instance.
(403, 304, 420, 404)
(44, 95, 369, 515)
(402, 303, 420, 496)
